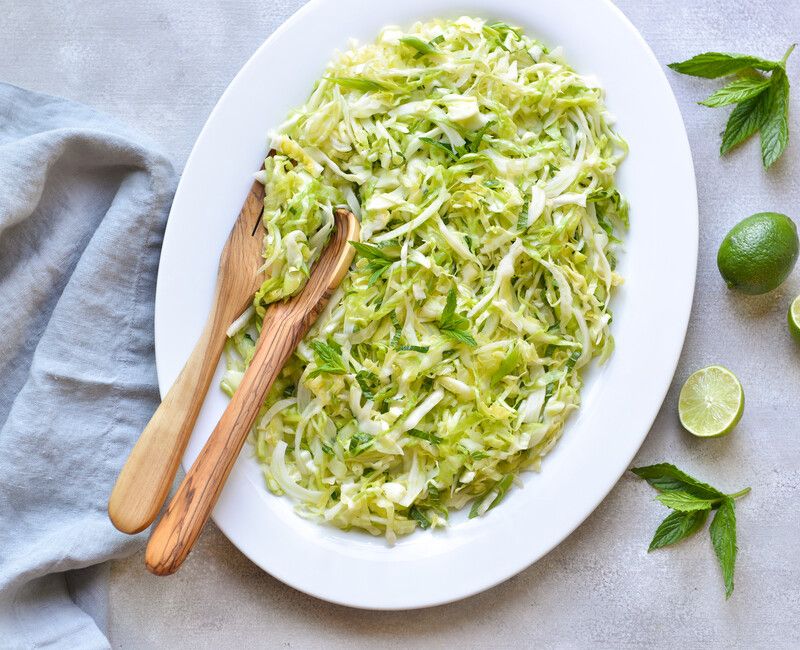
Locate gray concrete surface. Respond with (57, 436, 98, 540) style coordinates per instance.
(3, 1, 800, 647)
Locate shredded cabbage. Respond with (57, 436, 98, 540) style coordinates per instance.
(223, 16, 628, 542)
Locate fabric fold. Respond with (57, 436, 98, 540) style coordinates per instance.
(0, 82, 177, 649)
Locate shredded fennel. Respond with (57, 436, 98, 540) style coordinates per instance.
(223, 17, 628, 542)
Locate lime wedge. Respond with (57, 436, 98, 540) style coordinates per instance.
(678, 366, 744, 438)
(789, 295, 800, 343)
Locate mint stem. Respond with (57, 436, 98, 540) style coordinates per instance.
(728, 487, 751, 500)
(781, 44, 796, 65)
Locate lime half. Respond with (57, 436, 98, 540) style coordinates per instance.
(678, 366, 744, 438)
(790, 296, 800, 343)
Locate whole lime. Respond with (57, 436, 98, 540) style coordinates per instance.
(717, 212, 799, 295)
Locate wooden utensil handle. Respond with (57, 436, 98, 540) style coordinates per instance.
(144, 305, 309, 575)
(109, 177, 266, 535)
(108, 297, 229, 534)
(145, 208, 357, 576)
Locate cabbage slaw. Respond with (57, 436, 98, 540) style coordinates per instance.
(223, 16, 628, 542)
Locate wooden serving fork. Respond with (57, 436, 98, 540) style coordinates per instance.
(108, 177, 266, 535)
(145, 207, 359, 575)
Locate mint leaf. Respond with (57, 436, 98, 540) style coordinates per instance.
(397, 344, 430, 353)
(419, 136, 459, 160)
(668, 52, 778, 78)
(672, 46, 794, 166)
(699, 75, 771, 107)
(349, 241, 395, 261)
(439, 288, 477, 346)
(656, 491, 719, 512)
(308, 340, 347, 378)
(635, 462, 750, 598)
(397, 345, 431, 352)
(389, 311, 431, 352)
(760, 69, 790, 168)
(350, 241, 398, 287)
(710, 497, 738, 598)
(648, 509, 709, 551)
(719, 90, 772, 154)
(565, 349, 582, 370)
(467, 120, 495, 153)
(348, 431, 374, 454)
(389, 311, 402, 349)
(355, 370, 378, 399)
(367, 263, 391, 287)
(441, 328, 477, 346)
(440, 288, 459, 325)
(409, 505, 432, 529)
(407, 428, 443, 444)
(631, 464, 724, 499)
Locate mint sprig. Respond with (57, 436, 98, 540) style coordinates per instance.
(349, 240, 399, 287)
(669, 45, 795, 167)
(438, 287, 477, 346)
(632, 463, 750, 599)
(308, 339, 347, 379)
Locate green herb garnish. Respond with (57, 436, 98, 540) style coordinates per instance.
(419, 136, 459, 161)
(348, 431, 374, 454)
(438, 287, 477, 346)
(669, 45, 795, 167)
(409, 505, 432, 529)
(407, 428, 443, 444)
(349, 240, 398, 287)
(467, 120, 495, 153)
(397, 345, 430, 353)
(565, 349, 582, 370)
(632, 463, 751, 598)
(308, 340, 347, 378)
(355, 369, 379, 399)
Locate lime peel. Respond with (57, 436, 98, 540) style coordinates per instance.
(789, 295, 800, 343)
(717, 212, 799, 295)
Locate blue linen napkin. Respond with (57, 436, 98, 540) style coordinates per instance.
(0, 82, 176, 649)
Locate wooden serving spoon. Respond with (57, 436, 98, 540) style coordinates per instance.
(108, 177, 266, 535)
(145, 207, 359, 576)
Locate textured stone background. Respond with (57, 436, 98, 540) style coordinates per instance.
(2, 1, 799, 647)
